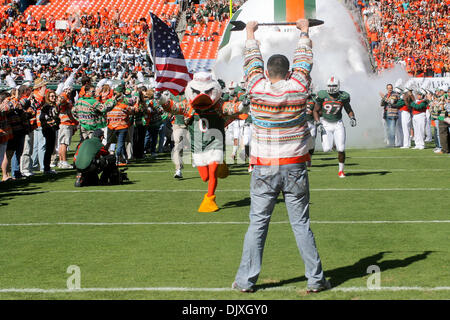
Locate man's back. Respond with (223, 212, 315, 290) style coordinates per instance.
(244, 34, 313, 165)
(75, 137, 103, 170)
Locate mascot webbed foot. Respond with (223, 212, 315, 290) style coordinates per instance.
(198, 194, 219, 213)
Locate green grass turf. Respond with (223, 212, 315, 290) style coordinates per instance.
(0, 143, 449, 300)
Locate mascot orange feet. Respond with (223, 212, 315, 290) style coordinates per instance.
(198, 194, 219, 213)
(197, 162, 227, 212)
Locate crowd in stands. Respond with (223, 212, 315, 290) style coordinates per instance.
(185, 0, 244, 37)
(0, 6, 151, 51)
(360, 0, 449, 77)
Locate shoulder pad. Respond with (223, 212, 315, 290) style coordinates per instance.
(317, 90, 328, 100)
(340, 91, 350, 102)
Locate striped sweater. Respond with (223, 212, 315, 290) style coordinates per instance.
(72, 97, 115, 131)
(244, 38, 313, 166)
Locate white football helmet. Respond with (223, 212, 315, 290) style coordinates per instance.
(416, 88, 427, 96)
(327, 76, 340, 94)
(393, 87, 403, 94)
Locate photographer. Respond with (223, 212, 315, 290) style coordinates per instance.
(73, 129, 124, 187)
(380, 84, 401, 147)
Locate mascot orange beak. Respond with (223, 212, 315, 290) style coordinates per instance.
(191, 93, 213, 109)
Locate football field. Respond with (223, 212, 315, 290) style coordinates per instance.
(0, 146, 449, 300)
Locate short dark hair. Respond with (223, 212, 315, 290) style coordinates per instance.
(18, 85, 30, 97)
(81, 76, 91, 86)
(267, 54, 290, 79)
(84, 84, 95, 94)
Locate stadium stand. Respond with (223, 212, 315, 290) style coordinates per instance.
(0, 0, 446, 76)
(358, 0, 449, 77)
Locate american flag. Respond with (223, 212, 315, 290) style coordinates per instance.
(148, 12, 192, 95)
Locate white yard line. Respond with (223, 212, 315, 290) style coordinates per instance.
(127, 168, 448, 173)
(7, 187, 450, 194)
(0, 286, 448, 293)
(0, 220, 448, 227)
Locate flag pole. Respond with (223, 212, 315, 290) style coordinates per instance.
(150, 12, 156, 74)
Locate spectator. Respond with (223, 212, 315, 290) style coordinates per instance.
(39, 89, 60, 174)
(380, 84, 401, 147)
(2, 88, 27, 180)
(410, 88, 428, 149)
(72, 84, 112, 140)
(106, 85, 139, 166)
(0, 91, 13, 180)
(57, 86, 78, 169)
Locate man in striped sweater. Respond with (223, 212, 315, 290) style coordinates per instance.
(233, 19, 329, 294)
(72, 84, 116, 141)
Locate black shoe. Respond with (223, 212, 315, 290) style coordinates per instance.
(74, 175, 83, 187)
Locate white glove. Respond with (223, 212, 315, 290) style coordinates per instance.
(350, 117, 357, 127)
(158, 90, 171, 106)
(315, 121, 326, 135)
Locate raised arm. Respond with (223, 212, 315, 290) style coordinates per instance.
(243, 21, 263, 92)
(290, 19, 313, 83)
(159, 92, 194, 118)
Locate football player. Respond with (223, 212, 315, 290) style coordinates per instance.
(313, 76, 356, 178)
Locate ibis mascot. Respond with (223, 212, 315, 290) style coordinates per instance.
(160, 72, 247, 213)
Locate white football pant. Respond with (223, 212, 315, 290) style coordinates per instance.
(307, 120, 317, 150)
(231, 119, 245, 140)
(321, 119, 346, 153)
(412, 112, 426, 148)
(395, 116, 403, 147)
(243, 124, 252, 146)
(399, 110, 412, 148)
(425, 109, 432, 142)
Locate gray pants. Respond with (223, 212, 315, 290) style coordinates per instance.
(171, 124, 189, 171)
(234, 163, 325, 289)
(20, 132, 34, 173)
(32, 128, 46, 171)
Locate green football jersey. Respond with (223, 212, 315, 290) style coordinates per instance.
(316, 90, 351, 122)
(188, 109, 226, 153)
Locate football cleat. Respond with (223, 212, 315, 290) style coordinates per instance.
(338, 171, 346, 178)
(174, 170, 183, 179)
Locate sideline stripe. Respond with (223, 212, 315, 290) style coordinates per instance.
(126, 169, 449, 173)
(343, 156, 450, 159)
(0, 220, 449, 227)
(0, 286, 448, 293)
(8, 188, 450, 194)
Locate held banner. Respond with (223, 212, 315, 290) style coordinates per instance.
(404, 77, 450, 91)
(274, 0, 316, 22)
(55, 20, 69, 30)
